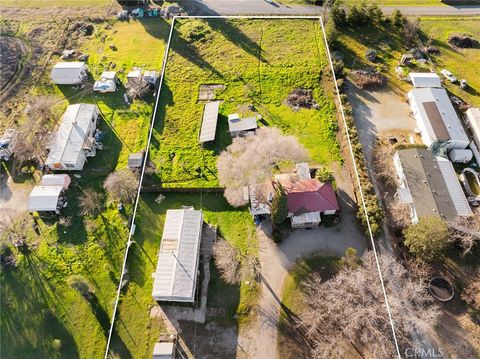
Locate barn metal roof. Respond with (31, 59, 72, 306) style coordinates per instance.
(199, 101, 220, 143)
(152, 209, 203, 302)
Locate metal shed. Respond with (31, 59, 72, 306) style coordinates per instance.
(227, 114, 258, 137)
(152, 342, 175, 359)
(152, 209, 203, 302)
(199, 101, 220, 143)
(128, 152, 144, 169)
(51, 62, 88, 85)
(408, 72, 442, 88)
(28, 186, 63, 212)
(41, 174, 71, 189)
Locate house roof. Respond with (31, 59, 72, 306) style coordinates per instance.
(409, 72, 442, 88)
(409, 87, 468, 145)
(396, 148, 471, 221)
(228, 115, 257, 133)
(28, 185, 63, 212)
(199, 101, 220, 143)
(46, 104, 98, 167)
(152, 209, 203, 302)
(279, 179, 339, 215)
(53, 62, 86, 70)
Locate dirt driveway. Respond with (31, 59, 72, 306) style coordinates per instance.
(346, 82, 416, 162)
(237, 163, 369, 359)
(0, 172, 32, 230)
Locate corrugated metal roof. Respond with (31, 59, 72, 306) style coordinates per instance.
(199, 101, 220, 143)
(436, 156, 472, 217)
(409, 73, 442, 88)
(152, 209, 203, 302)
(46, 104, 98, 167)
(53, 62, 86, 69)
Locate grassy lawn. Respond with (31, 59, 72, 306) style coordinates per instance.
(151, 18, 340, 188)
(1, 19, 168, 359)
(419, 16, 480, 106)
(277, 256, 341, 359)
(109, 192, 258, 358)
(337, 16, 480, 106)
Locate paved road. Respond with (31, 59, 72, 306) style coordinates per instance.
(181, 0, 480, 16)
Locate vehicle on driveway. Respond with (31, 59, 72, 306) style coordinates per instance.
(441, 69, 458, 83)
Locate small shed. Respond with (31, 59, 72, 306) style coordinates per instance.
(51, 62, 88, 85)
(28, 186, 64, 212)
(41, 174, 71, 189)
(227, 114, 258, 137)
(152, 342, 175, 359)
(94, 71, 117, 93)
(127, 69, 142, 84)
(128, 152, 144, 169)
(143, 70, 158, 85)
(199, 101, 220, 143)
(409, 72, 442, 88)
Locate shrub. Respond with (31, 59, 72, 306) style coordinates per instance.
(391, 9, 404, 28)
(315, 166, 334, 183)
(271, 183, 289, 225)
(352, 69, 386, 89)
(403, 217, 449, 262)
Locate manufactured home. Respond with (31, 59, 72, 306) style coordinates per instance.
(51, 62, 88, 85)
(45, 104, 100, 171)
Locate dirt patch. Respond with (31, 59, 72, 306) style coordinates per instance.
(198, 84, 225, 101)
(448, 34, 479, 49)
(0, 36, 28, 91)
(286, 88, 317, 110)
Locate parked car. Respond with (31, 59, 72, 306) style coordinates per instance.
(440, 69, 457, 83)
(460, 79, 468, 89)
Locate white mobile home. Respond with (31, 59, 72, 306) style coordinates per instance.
(466, 108, 480, 147)
(51, 62, 88, 85)
(152, 209, 203, 303)
(45, 104, 99, 171)
(408, 72, 442, 88)
(408, 87, 469, 150)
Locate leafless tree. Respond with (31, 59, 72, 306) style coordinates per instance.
(0, 213, 36, 252)
(388, 200, 411, 229)
(224, 187, 248, 207)
(11, 96, 57, 165)
(103, 169, 138, 203)
(298, 251, 440, 359)
(461, 269, 480, 311)
(126, 79, 150, 100)
(449, 212, 480, 255)
(217, 127, 309, 207)
(79, 189, 103, 216)
(403, 17, 420, 45)
(372, 141, 397, 188)
(213, 238, 259, 284)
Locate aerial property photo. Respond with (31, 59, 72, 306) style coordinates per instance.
(1, 1, 480, 359)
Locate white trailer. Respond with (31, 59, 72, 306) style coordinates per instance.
(51, 62, 88, 85)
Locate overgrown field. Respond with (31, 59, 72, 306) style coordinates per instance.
(1, 19, 168, 359)
(419, 16, 480, 106)
(110, 192, 258, 358)
(151, 18, 340, 188)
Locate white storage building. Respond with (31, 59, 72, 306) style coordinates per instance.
(45, 104, 99, 171)
(408, 87, 469, 150)
(51, 62, 88, 85)
(199, 101, 220, 143)
(409, 72, 442, 88)
(152, 209, 203, 303)
(28, 185, 64, 212)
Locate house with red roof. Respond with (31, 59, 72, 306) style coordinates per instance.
(248, 163, 339, 228)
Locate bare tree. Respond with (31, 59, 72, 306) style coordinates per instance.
(387, 199, 411, 229)
(224, 187, 248, 207)
(217, 127, 309, 207)
(0, 213, 36, 253)
(103, 169, 138, 203)
(449, 212, 480, 255)
(10, 96, 57, 165)
(126, 79, 150, 100)
(372, 141, 397, 188)
(213, 238, 259, 284)
(298, 252, 440, 358)
(79, 189, 103, 216)
(403, 17, 420, 45)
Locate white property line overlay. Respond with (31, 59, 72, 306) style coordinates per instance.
(103, 15, 401, 358)
(103, 16, 177, 359)
(319, 17, 402, 358)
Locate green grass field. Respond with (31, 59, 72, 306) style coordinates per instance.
(419, 17, 480, 106)
(109, 192, 258, 358)
(151, 18, 340, 188)
(1, 19, 168, 359)
(1, 0, 112, 8)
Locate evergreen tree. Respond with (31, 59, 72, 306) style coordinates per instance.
(271, 183, 289, 225)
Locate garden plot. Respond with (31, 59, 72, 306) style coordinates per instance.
(150, 18, 340, 189)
